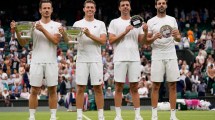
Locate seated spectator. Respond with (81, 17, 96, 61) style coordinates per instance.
(138, 81, 149, 98)
(2, 88, 10, 107)
(104, 87, 114, 98)
(181, 34, 190, 49)
(88, 89, 95, 110)
(206, 64, 215, 94)
(191, 71, 200, 93)
(1, 72, 9, 90)
(0, 22, 5, 49)
(196, 52, 205, 65)
(40, 85, 48, 98)
(13, 73, 22, 86)
(11, 82, 22, 99)
(206, 54, 214, 66)
(125, 89, 133, 106)
(2, 88, 9, 99)
(205, 31, 213, 51)
(7, 75, 15, 90)
(197, 80, 207, 97)
(20, 87, 30, 99)
(180, 64, 189, 75)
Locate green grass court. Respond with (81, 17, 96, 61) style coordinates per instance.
(0, 110, 215, 120)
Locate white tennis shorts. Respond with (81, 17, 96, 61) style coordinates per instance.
(76, 62, 103, 85)
(151, 59, 180, 82)
(30, 63, 58, 87)
(114, 61, 141, 83)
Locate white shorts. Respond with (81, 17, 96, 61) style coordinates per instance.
(114, 61, 141, 83)
(30, 63, 58, 87)
(151, 59, 180, 82)
(76, 62, 103, 85)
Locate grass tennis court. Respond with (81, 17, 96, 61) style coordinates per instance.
(0, 110, 215, 120)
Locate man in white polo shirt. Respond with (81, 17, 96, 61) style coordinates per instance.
(10, 0, 61, 120)
(108, 0, 147, 120)
(144, 0, 181, 120)
(60, 0, 107, 120)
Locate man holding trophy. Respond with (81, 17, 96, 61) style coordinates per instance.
(143, 0, 181, 120)
(60, 0, 107, 120)
(107, 0, 147, 120)
(10, 0, 62, 120)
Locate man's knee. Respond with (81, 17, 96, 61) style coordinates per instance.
(31, 87, 40, 95)
(168, 82, 176, 89)
(77, 85, 86, 93)
(115, 83, 124, 93)
(130, 83, 139, 93)
(93, 85, 103, 94)
(152, 82, 161, 91)
(48, 86, 57, 95)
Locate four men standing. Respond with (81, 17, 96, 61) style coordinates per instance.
(10, 0, 181, 120)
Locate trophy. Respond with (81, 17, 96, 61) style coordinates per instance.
(16, 21, 33, 39)
(66, 26, 83, 44)
(130, 15, 144, 28)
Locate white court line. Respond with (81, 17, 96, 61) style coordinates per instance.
(83, 114, 92, 120)
(27, 117, 59, 120)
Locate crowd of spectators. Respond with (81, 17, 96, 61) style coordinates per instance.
(0, 4, 215, 110)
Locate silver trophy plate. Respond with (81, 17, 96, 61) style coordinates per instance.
(16, 21, 33, 39)
(66, 26, 82, 44)
(130, 15, 144, 28)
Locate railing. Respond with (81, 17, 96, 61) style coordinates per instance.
(1, 96, 214, 110)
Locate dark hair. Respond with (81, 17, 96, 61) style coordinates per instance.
(210, 64, 214, 68)
(155, 0, 168, 4)
(84, 0, 96, 7)
(39, 0, 53, 8)
(118, 0, 131, 7)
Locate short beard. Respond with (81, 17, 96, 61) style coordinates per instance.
(158, 9, 166, 14)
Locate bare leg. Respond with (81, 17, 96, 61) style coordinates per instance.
(130, 82, 141, 118)
(48, 86, 57, 109)
(93, 85, 104, 109)
(168, 82, 177, 119)
(48, 86, 57, 119)
(93, 85, 104, 119)
(151, 82, 161, 119)
(114, 82, 124, 118)
(151, 82, 161, 108)
(168, 82, 177, 109)
(130, 82, 140, 108)
(29, 86, 40, 109)
(114, 82, 124, 107)
(29, 86, 41, 119)
(76, 85, 86, 119)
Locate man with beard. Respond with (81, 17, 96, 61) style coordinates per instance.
(143, 0, 181, 120)
(108, 0, 147, 120)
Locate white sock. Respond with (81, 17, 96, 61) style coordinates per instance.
(50, 109, 57, 118)
(77, 109, 83, 118)
(115, 107, 121, 117)
(134, 107, 140, 117)
(170, 109, 176, 118)
(152, 107, 157, 117)
(98, 109, 104, 118)
(29, 109, 36, 118)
